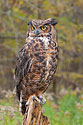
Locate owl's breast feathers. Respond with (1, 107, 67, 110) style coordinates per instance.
(15, 37, 59, 98)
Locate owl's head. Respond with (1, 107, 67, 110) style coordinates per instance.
(27, 18, 57, 37)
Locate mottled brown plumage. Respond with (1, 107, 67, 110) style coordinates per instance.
(15, 18, 59, 114)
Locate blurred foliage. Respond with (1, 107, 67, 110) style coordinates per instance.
(0, 91, 83, 125)
(0, 0, 83, 94)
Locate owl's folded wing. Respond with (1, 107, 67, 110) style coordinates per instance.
(14, 43, 32, 85)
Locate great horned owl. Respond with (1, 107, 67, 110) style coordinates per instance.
(15, 18, 59, 114)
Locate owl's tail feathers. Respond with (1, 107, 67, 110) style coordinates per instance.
(16, 84, 26, 114)
(19, 101, 26, 115)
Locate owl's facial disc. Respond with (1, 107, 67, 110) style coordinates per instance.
(28, 18, 57, 37)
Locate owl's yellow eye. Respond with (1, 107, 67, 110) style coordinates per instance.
(41, 26, 47, 30)
(32, 26, 35, 30)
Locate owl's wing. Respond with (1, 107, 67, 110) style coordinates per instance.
(15, 43, 32, 85)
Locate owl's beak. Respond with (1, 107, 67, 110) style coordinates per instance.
(34, 29, 40, 36)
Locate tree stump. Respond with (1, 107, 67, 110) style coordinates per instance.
(23, 94, 50, 125)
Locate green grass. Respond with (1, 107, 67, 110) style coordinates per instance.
(0, 92, 83, 125)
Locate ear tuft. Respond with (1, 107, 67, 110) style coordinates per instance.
(51, 18, 57, 26)
(27, 20, 32, 25)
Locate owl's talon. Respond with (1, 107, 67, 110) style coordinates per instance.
(32, 95, 40, 103)
(39, 95, 46, 105)
(32, 95, 46, 105)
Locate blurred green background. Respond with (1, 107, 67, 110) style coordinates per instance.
(0, 0, 83, 124)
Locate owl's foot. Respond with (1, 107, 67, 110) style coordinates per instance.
(37, 91, 46, 105)
(38, 94, 46, 105)
(32, 95, 41, 104)
(32, 93, 46, 105)
(26, 94, 41, 106)
(26, 94, 46, 106)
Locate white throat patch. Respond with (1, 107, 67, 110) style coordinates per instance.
(39, 37, 49, 49)
(28, 36, 49, 49)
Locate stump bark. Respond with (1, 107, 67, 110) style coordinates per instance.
(23, 94, 50, 125)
